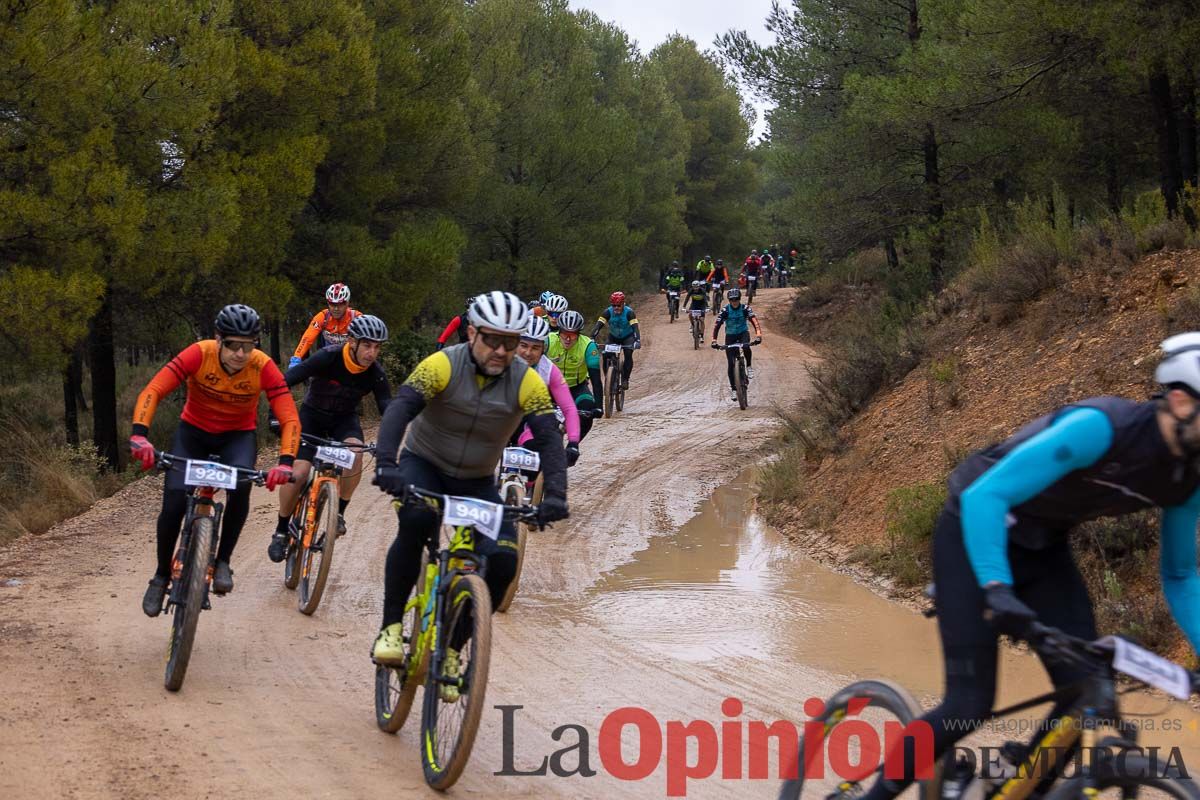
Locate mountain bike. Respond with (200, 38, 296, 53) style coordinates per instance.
(153, 451, 277, 691)
(602, 342, 636, 417)
(711, 280, 727, 311)
(281, 434, 375, 615)
(690, 309, 706, 350)
(746, 273, 759, 303)
(778, 587, 1200, 800)
(374, 485, 540, 790)
(666, 289, 680, 322)
(714, 339, 760, 410)
(778, 268, 790, 288)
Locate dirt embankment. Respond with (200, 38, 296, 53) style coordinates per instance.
(768, 250, 1200, 617)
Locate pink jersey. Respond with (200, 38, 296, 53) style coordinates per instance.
(518, 356, 580, 445)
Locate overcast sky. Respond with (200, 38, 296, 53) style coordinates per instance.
(569, 0, 776, 139)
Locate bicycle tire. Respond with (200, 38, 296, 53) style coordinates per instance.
(496, 482, 526, 614)
(737, 357, 748, 410)
(693, 322, 700, 350)
(164, 515, 214, 692)
(421, 573, 492, 790)
(298, 480, 338, 615)
(778, 679, 938, 800)
(375, 549, 430, 733)
(1042, 755, 1200, 800)
(283, 492, 308, 590)
(605, 359, 617, 418)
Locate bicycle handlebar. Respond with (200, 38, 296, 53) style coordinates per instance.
(390, 483, 542, 524)
(155, 450, 287, 486)
(299, 433, 377, 453)
(712, 341, 761, 350)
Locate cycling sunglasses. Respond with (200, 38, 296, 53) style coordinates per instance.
(221, 339, 258, 354)
(478, 331, 521, 351)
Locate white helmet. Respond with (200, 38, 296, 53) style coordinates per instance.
(545, 294, 568, 314)
(1156, 332, 1200, 397)
(522, 315, 551, 342)
(467, 291, 529, 334)
(326, 282, 351, 303)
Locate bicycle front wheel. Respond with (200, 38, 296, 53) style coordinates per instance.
(1043, 756, 1200, 800)
(375, 549, 430, 733)
(737, 357, 748, 410)
(283, 493, 308, 590)
(496, 481, 527, 614)
(420, 573, 493, 790)
(298, 480, 338, 615)
(164, 515, 214, 692)
(604, 359, 617, 418)
(778, 679, 938, 800)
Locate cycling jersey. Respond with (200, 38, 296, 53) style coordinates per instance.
(685, 289, 708, 311)
(706, 267, 729, 284)
(133, 339, 300, 461)
(519, 355, 580, 444)
(595, 305, 638, 339)
(547, 332, 601, 388)
(284, 342, 391, 417)
(380, 343, 556, 479)
(713, 303, 760, 338)
(695, 259, 714, 279)
(293, 308, 362, 360)
(664, 272, 685, 290)
(743, 257, 762, 277)
(437, 314, 468, 346)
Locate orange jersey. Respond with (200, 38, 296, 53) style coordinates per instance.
(133, 340, 300, 460)
(292, 308, 361, 359)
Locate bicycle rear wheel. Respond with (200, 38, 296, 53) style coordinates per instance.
(283, 492, 308, 590)
(375, 549, 430, 733)
(496, 482, 526, 614)
(778, 679, 939, 800)
(420, 573, 492, 790)
(1043, 756, 1200, 800)
(164, 515, 214, 692)
(298, 480, 338, 615)
(737, 357, 748, 410)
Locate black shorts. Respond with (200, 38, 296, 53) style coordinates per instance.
(164, 421, 257, 492)
(297, 404, 364, 462)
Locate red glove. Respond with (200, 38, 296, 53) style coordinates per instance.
(129, 436, 155, 471)
(265, 464, 293, 491)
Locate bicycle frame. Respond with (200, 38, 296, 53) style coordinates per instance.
(168, 489, 224, 608)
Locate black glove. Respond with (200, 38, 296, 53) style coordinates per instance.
(983, 584, 1036, 637)
(565, 443, 580, 467)
(373, 465, 406, 496)
(753, 336, 762, 345)
(538, 496, 569, 526)
(591, 407, 604, 419)
(710, 341, 720, 349)
(633, 339, 641, 350)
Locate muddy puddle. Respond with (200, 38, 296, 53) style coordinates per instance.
(583, 468, 1200, 767)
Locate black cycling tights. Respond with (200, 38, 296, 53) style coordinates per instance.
(860, 510, 1097, 800)
(155, 485, 251, 576)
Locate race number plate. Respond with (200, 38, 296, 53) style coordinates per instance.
(502, 447, 541, 473)
(604, 343, 621, 353)
(443, 496, 503, 541)
(690, 310, 704, 318)
(315, 446, 355, 469)
(668, 291, 679, 297)
(1104, 636, 1190, 699)
(184, 460, 237, 490)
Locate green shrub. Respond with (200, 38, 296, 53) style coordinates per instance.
(885, 481, 947, 550)
(380, 329, 437, 386)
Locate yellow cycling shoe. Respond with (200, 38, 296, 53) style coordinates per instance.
(439, 648, 461, 704)
(372, 622, 406, 665)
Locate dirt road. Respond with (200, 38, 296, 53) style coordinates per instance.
(0, 289, 830, 799)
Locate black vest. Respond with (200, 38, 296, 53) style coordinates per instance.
(948, 397, 1200, 549)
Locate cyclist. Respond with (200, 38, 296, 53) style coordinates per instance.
(547, 310, 604, 441)
(514, 316, 581, 466)
(711, 288, 762, 401)
(858, 332, 1200, 800)
(543, 293, 568, 331)
(590, 291, 641, 390)
(700, 260, 729, 307)
(694, 254, 714, 287)
(289, 283, 361, 368)
(760, 248, 775, 287)
(130, 304, 299, 614)
(742, 251, 763, 298)
(684, 279, 709, 343)
(436, 296, 476, 351)
(268, 315, 392, 561)
(370, 291, 569, 669)
(661, 263, 685, 315)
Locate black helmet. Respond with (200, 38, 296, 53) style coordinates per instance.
(717, 258, 724, 265)
(727, 288, 742, 300)
(705, 254, 712, 260)
(215, 304, 261, 337)
(348, 314, 389, 342)
(671, 260, 679, 266)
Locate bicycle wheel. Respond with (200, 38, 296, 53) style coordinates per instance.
(164, 515, 214, 692)
(496, 482, 526, 614)
(298, 480, 338, 615)
(616, 353, 626, 412)
(283, 491, 308, 590)
(1043, 756, 1200, 800)
(737, 357, 748, 410)
(778, 679, 939, 800)
(420, 573, 493, 790)
(692, 320, 700, 350)
(604, 359, 617, 418)
(375, 549, 430, 733)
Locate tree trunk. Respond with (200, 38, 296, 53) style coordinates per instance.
(885, 237, 900, 271)
(63, 348, 81, 448)
(923, 124, 945, 291)
(1150, 67, 1183, 217)
(89, 287, 121, 470)
(270, 318, 282, 365)
(1182, 70, 1198, 189)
